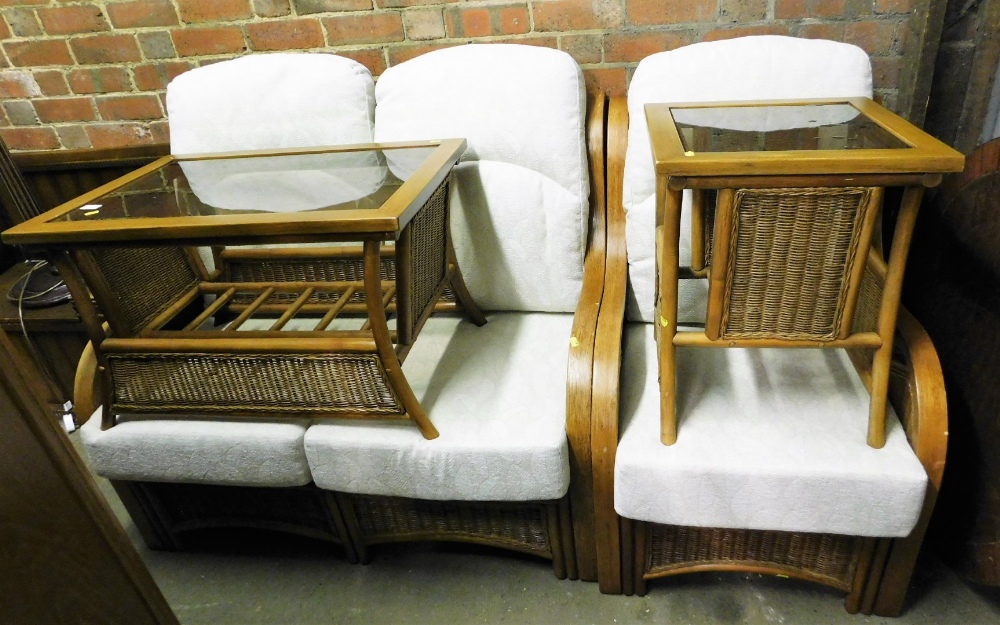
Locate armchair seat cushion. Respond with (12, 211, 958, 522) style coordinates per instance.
(614, 323, 927, 537)
(304, 313, 573, 501)
(80, 417, 311, 487)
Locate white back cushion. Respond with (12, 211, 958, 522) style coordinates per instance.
(167, 52, 375, 154)
(374, 44, 589, 312)
(615, 324, 927, 537)
(623, 36, 873, 321)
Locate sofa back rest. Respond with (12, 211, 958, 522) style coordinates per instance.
(622, 36, 873, 322)
(167, 53, 375, 154)
(374, 44, 590, 313)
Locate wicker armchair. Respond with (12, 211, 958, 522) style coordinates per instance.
(590, 93, 947, 615)
(75, 45, 607, 581)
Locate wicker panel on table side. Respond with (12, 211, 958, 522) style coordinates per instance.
(719, 187, 873, 340)
(404, 177, 449, 337)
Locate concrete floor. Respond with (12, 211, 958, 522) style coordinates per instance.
(79, 435, 1000, 625)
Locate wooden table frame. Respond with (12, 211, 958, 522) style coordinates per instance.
(646, 97, 964, 448)
(3, 140, 486, 440)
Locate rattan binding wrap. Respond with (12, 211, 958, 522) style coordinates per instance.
(107, 352, 403, 415)
(88, 246, 201, 335)
(347, 494, 553, 556)
(647, 524, 861, 590)
(720, 187, 873, 340)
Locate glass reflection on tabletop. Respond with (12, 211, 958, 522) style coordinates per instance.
(671, 103, 910, 153)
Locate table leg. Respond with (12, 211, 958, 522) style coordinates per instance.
(446, 239, 486, 326)
(658, 181, 683, 446)
(363, 240, 439, 440)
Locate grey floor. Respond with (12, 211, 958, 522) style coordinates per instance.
(76, 433, 1000, 625)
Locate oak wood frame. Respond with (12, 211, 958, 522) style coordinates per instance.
(591, 98, 949, 616)
(647, 97, 963, 448)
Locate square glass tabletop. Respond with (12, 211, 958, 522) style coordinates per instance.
(644, 98, 964, 178)
(3, 139, 466, 247)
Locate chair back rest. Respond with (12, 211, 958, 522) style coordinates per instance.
(622, 36, 873, 322)
(166, 53, 375, 154)
(374, 44, 589, 312)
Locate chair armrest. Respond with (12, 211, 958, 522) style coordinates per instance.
(73, 341, 100, 426)
(591, 96, 630, 593)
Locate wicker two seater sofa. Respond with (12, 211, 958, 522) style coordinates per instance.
(75, 45, 608, 581)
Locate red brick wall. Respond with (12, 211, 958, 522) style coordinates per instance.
(0, 0, 926, 151)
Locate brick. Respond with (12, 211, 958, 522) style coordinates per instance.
(387, 42, 457, 66)
(872, 55, 901, 88)
(703, 24, 789, 41)
(534, 0, 622, 31)
(177, 0, 251, 23)
(68, 67, 132, 94)
(55, 125, 91, 149)
(37, 5, 108, 35)
(445, 7, 491, 38)
(845, 20, 896, 56)
(70, 34, 142, 64)
(5, 39, 74, 67)
(720, 0, 767, 22)
(323, 14, 404, 46)
(254, 0, 291, 17)
(380, 0, 436, 6)
(583, 67, 626, 96)
(247, 18, 324, 51)
(404, 8, 445, 41)
(0, 69, 41, 97)
(561, 34, 602, 65)
(172, 27, 246, 56)
(775, 0, 845, 19)
(338, 48, 386, 75)
(85, 123, 154, 149)
(626, 0, 716, 25)
(0, 126, 59, 151)
(133, 61, 192, 91)
(138, 31, 177, 59)
(875, 0, 913, 12)
(296, 0, 371, 12)
(2, 100, 36, 125)
(33, 96, 96, 122)
(605, 31, 692, 63)
(32, 69, 68, 95)
(96, 94, 163, 121)
(795, 22, 847, 41)
(490, 36, 559, 49)
(498, 6, 530, 35)
(149, 119, 170, 145)
(0, 15, 10, 39)
(106, 1, 179, 29)
(5, 8, 41, 36)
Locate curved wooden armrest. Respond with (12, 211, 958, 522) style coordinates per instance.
(591, 96, 630, 593)
(73, 340, 99, 426)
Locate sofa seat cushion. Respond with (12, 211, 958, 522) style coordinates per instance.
(80, 416, 311, 487)
(304, 313, 572, 501)
(615, 323, 927, 537)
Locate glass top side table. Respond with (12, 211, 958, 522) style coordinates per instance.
(2, 139, 485, 440)
(644, 97, 964, 449)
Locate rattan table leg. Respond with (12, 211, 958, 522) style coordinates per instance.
(446, 236, 487, 326)
(657, 182, 683, 445)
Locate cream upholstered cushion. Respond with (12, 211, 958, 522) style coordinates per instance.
(622, 36, 873, 322)
(80, 415, 311, 487)
(166, 52, 375, 154)
(373, 44, 589, 313)
(614, 323, 927, 537)
(304, 313, 572, 501)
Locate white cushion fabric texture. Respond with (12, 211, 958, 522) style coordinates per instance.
(614, 323, 928, 537)
(373, 44, 589, 312)
(166, 52, 375, 154)
(623, 36, 874, 322)
(304, 313, 572, 501)
(80, 413, 312, 487)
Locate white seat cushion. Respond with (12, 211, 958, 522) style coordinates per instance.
(614, 323, 927, 537)
(373, 44, 588, 312)
(622, 36, 873, 322)
(304, 313, 572, 501)
(167, 52, 375, 154)
(80, 414, 311, 487)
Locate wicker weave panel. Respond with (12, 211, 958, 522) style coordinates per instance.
(848, 262, 884, 367)
(349, 495, 552, 556)
(720, 187, 872, 340)
(406, 177, 449, 332)
(88, 247, 200, 335)
(227, 255, 396, 305)
(108, 352, 402, 415)
(648, 524, 860, 590)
